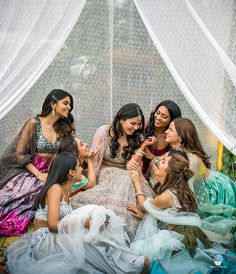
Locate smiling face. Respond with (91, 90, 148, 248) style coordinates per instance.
(120, 117, 142, 135)
(152, 156, 170, 184)
(165, 121, 181, 147)
(154, 106, 171, 129)
(75, 138, 89, 158)
(52, 96, 71, 118)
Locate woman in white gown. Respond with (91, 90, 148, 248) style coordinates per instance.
(70, 103, 152, 240)
(7, 152, 148, 274)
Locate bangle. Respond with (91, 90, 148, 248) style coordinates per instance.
(135, 192, 146, 197)
(135, 149, 145, 157)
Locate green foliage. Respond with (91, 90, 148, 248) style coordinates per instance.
(222, 147, 236, 180)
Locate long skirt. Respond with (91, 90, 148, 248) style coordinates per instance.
(7, 204, 145, 274)
(70, 165, 151, 240)
(0, 155, 51, 236)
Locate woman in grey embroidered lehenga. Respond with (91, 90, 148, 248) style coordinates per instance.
(71, 103, 152, 239)
(0, 89, 75, 236)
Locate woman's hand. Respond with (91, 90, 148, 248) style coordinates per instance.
(87, 146, 101, 159)
(126, 156, 140, 171)
(127, 204, 144, 219)
(84, 218, 91, 229)
(142, 136, 157, 147)
(37, 172, 48, 183)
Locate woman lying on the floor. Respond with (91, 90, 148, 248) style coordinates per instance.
(128, 150, 236, 274)
(7, 152, 148, 274)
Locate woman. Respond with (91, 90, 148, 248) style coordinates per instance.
(57, 135, 99, 193)
(70, 103, 151, 239)
(142, 100, 181, 176)
(7, 152, 148, 274)
(166, 117, 236, 244)
(0, 89, 75, 236)
(128, 152, 236, 273)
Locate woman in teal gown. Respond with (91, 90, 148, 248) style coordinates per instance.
(166, 117, 236, 245)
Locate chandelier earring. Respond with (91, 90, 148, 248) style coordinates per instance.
(52, 108, 55, 117)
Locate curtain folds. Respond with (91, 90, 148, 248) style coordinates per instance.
(0, 0, 86, 120)
(134, 0, 236, 155)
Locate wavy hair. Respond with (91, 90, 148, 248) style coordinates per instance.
(173, 118, 211, 169)
(38, 89, 75, 137)
(145, 100, 181, 137)
(157, 154, 197, 212)
(34, 152, 77, 209)
(110, 103, 145, 160)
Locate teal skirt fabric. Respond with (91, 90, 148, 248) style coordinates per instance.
(205, 171, 236, 207)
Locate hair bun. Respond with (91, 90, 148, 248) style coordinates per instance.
(183, 166, 193, 180)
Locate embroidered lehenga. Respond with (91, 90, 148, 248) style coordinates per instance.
(0, 117, 61, 236)
(71, 125, 151, 239)
(7, 200, 145, 274)
(187, 153, 236, 244)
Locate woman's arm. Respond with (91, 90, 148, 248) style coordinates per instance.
(25, 163, 48, 182)
(129, 169, 147, 211)
(151, 191, 173, 209)
(16, 118, 48, 182)
(47, 184, 62, 232)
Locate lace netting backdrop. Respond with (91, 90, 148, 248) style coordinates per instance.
(1, 0, 230, 168)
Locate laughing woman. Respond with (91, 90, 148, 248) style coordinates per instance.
(141, 100, 181, 177)
(0, 89, 75, 236)
(70, 103, 152, 239)
(165, 117, 236, 244)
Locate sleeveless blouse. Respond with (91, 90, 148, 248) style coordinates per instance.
(35, 118, 61, 154)
(166, 189, 181, 211)
(35, 200, 73, 221)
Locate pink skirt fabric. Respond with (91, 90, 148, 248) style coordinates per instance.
(0, 155, 51, 236)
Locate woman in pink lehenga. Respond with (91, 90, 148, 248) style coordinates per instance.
(0, 89, 75, 236)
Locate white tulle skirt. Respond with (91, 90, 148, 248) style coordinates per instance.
(7, 204, 145, 274)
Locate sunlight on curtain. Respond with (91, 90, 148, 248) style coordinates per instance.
(0, 0, 86, 119)
(0, 0, 219, 167)
(134, 0, 236, 155)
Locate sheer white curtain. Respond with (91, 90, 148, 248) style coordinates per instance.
(0, 0, 86, 119)
(134, 0, 236, 155)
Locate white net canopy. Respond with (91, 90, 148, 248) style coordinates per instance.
(1, 0, 235, 165)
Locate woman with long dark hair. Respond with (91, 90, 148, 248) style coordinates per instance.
(7, 152, 148, 274)
(71, 103, 151, 239)
(142, 100, 181, 176)
(0, 89, 75, 236)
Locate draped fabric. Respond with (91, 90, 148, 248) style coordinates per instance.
(1, 0, 235, 166)
(134, 0, 236, 155)
(0, 0, 86, 119)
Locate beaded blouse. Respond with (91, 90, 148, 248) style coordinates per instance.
(35, 118, 61, 154)
(35, 200, 73, 221)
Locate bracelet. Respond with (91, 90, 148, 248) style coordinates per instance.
(135, 192, 146, 197)
(135, 149, 145, 157)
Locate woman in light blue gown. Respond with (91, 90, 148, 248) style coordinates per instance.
(128, 149, 236, 274)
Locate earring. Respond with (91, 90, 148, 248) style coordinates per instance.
(52, 108, 55, 117)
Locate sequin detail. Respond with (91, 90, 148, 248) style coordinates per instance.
(35, 200, 73, 221)
(35, 118, 61, 153)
